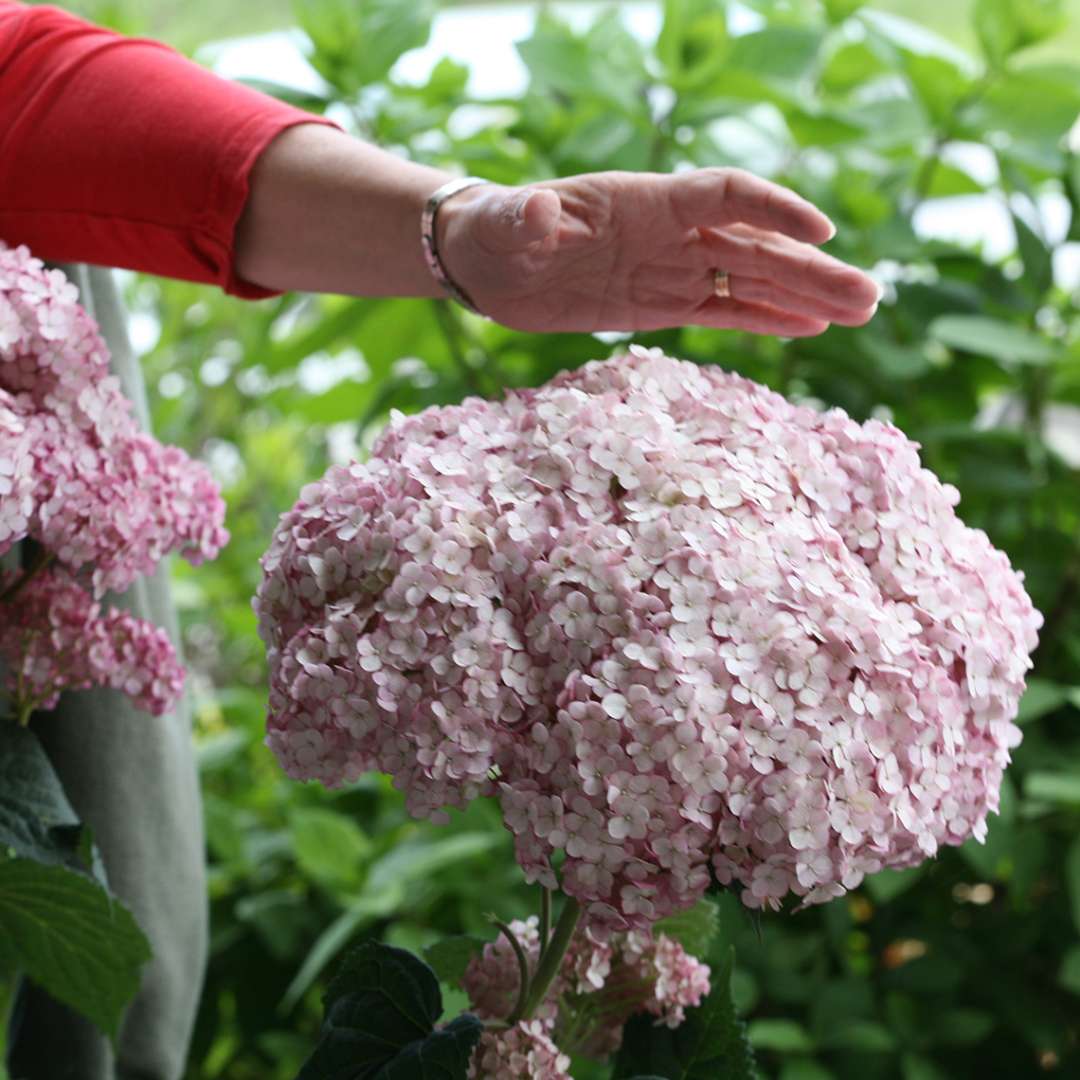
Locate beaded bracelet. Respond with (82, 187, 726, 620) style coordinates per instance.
(421, 176, 491, 317)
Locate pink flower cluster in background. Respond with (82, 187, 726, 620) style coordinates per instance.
(462, 918, 709, 1077)
(256, 345, 1041, 932)
(0, 567, 184, 716)
(0, 242, 227, 717)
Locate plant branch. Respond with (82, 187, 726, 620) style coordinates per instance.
(539, 887, 552, 961)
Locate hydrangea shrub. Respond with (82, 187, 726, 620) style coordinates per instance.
(258, 345, 1040, 940)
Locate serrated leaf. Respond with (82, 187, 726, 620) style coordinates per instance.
(0, 858, 150, 1042)
(653, 897, 720, 959)
(928, 315, 1055, 366)
(423, 936, 486, 986)
(612, 947, 757, 1080)
(296, 941, 482, 1080)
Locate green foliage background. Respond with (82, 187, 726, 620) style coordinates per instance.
(65, 0, 1080, 1075)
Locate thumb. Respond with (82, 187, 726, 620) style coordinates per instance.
(481, 187, 561, 251)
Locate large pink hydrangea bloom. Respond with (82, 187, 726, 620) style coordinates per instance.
(0, 243, 227, 717)
(256, 346, 1041, 931)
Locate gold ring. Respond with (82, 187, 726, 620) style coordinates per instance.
(713, 268, 732, 300)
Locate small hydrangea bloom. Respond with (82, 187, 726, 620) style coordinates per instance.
(257, 346, 1041, 930)
(1, 242, 227, 718)
(468, 1020, 571, 1080)
(460, 917, 708, 1065)
(0, 568, 184, 716)
(0, 242, 227, 596)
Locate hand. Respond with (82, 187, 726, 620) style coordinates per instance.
(437, 167, 881, 335)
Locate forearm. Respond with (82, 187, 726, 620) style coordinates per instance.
(233, 123, 483, 299)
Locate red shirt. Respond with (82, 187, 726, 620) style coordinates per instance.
(0, 2, 341, 298)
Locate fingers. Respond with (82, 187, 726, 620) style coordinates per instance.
(669, 167, 835, 245)
(689, 296, 829, 337)
(698, 223, 881, 311)
(720, 271, 877, 327)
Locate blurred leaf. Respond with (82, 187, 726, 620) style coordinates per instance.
(1064, 838, 1080, 935)
(294, 0, 435, 94)
(290, 808, 372, 890)
(1024, 772, 1080, 805)
(901, 52, 971, 126)
(422, 935, 486, 986)
(864, 866, 926, 904)
(928, 315, 1055, 365)
(657, 0, 730, 92)
(1015, 678, 1072, 723)
(1011, 210, 1053, 297)
(974, 0, 1066, 67)
(748, 1019, 815, 1052)
(0, 858, 151, 1043)
(296, 941, 482, 1079)
(726, 26, 824, 87)
(1059, 946, 1080, 995)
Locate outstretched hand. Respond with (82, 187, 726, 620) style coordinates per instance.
(437, 167, 881, 335)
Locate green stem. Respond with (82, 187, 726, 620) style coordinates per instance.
(520, 896, 580, 1022)
(0, 962, 20, 1079)
(539, 887, 552, 961)
(491, 917, 532, 1026)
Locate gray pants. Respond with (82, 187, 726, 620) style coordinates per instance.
(6, 265, 206, 1080)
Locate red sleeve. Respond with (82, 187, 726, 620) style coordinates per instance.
(0, 2, 344, 298)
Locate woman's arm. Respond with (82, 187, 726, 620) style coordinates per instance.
(0, 1, 341, 298)
(0, 3, 879, 332)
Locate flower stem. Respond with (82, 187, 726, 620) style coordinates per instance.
(539, 887, 552, 960)
(520, 895, 580, 1022)
(490, 916, 532, 1026)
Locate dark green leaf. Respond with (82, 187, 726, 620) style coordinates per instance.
(290, 808, 372, 890)
(612, 947, 757, 1080)
(1015, 678, 1072, 723)
(1011, 210, 1053, 297)
(0, 724, 89, 872)
(0, 858, 150, 1042)
(296, 941, 481, 1080)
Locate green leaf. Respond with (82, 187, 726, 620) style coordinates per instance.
(296, 941, 482, 1080)
(974, 0, 1066, 67)
(1015, 678, 1072, 723)
(1058, 945, 1080, 995)
(611, 947, 757, 1079)
(422, 936, 486, 986)
(1065, 837, 1080, 935)
(1024, 772, 1080, 805)
(748, 1019, 816, 1052)
(0, 724, 93, 874)
(928, 315, 1055, 366)
(294, 0, 435, 94)
(823, 0, 863, 23)
(726, 27, 824, 88)
(864, 865, 925, 904)
(1011, 212, 1053, 299)
(901, 52, 971, 126)
(653, 897, 720, 959)
(657, 0, 730, 92)
(0, 858, 151, 1042)
(290, 807, 372, 891)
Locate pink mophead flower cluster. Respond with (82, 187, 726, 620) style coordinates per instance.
(256, 345, 1041, 932)
(462, 917, 710, 1076)
(0, 242, 227, 716)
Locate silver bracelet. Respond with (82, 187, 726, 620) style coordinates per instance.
(421, 176, 491, 316)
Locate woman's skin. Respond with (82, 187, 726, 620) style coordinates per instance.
(233, 123, 881, 335)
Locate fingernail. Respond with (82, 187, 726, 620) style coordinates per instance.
(826, 221, 837, 241)
(875, 281, 885, 302)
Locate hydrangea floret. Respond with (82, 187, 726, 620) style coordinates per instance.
(0, 242, 227, 719)
(256, 345, 1041, 934)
